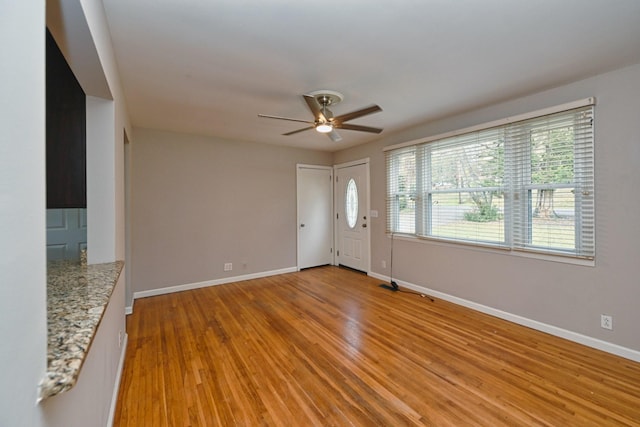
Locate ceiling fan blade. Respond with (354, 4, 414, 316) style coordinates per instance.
(336, 123, 383, 134)
(283, 126, 315, 136)
(258, 114, 314, 124)
(303, 95, 327, 122)
(327, 129, 342, 142)
(333, 104, 382, 123)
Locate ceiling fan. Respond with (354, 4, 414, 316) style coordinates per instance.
(258, 90, 383, 142)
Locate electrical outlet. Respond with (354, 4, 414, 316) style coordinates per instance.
(224, 263, 233, 271)
(381, 260, 387, 269)
(601, 314, 613, 330)
(118, 330, 123, 348)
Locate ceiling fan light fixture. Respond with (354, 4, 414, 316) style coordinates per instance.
(316, 123, 333, 133)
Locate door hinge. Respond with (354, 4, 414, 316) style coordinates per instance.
(336, 213, 339, 219)
(337, 250, 340, 256)
(330, 248, 333, 253)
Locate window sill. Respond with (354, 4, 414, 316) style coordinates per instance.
(389, 233, 595, 267)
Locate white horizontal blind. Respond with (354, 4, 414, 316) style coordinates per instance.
(425, 127, 506, 246)
(508, 105, 594, 257)
(385, 102, 595, 259)
(386, 147, 417, 234)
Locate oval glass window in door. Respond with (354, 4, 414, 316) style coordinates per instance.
(345, 178, 358, 229)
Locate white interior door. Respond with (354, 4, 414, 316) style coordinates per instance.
(335, 161, 370, 273)
(297, 165, 333, 269)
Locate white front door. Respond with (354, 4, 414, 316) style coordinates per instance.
(297, 165, 333, 270)
(335, 161, 370, 273)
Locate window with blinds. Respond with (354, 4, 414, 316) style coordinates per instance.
(385, 100, 595, 259)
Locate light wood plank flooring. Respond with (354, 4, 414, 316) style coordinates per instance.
(114, 266, 640, 426)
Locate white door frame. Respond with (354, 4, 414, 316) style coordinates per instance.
(296, 164, 334, 270)
(333, 158, 371, 273)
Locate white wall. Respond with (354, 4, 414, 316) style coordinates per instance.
(334, 63, 640, 355)
(87, 95, 117, 263)
(0, 2, 48, 426)
(77, 0, 131, 263)
(130, 128, 333, 295)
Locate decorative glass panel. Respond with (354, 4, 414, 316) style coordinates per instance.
(346, 178, 358, 229)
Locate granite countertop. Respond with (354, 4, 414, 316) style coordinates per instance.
(38, 260, 124, 401)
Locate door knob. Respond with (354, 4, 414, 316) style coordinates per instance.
(300, 223, 305, 228)
(362, 223, 367, 228)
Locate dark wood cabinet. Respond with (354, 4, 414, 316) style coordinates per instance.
(46, 29, 86, 209)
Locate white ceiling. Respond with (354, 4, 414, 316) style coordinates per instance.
(102, 0, 640, 151)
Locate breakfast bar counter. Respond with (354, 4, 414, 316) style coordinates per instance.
(38, 260, 124, 401)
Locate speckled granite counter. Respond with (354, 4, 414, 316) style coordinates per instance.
(38, 260, 124, 401)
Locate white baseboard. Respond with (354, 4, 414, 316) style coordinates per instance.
(133, 267, 298, 300)
(368, 271, 640, 363)
(107, 332, 128, 427)
(124, 306, 132, 315)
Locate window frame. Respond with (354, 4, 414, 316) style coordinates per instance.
(385, 98, 595, 260)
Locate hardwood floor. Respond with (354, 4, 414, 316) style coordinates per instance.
(114, 266, 640, 426)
